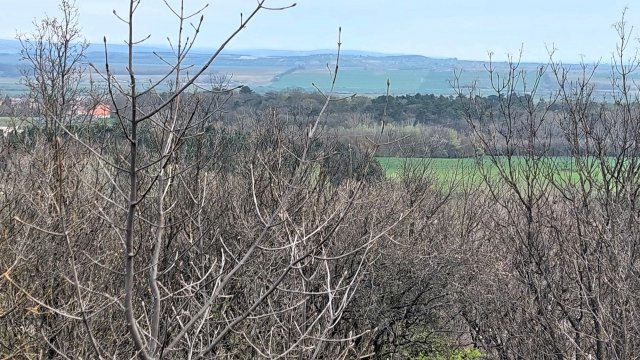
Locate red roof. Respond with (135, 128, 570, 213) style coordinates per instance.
(89, 104, 111, 118)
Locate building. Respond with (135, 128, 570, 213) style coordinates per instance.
(88, 104, 111, 118)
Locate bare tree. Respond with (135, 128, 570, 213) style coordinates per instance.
(0, 1, 454, 359)
(450, 11, 640, 360)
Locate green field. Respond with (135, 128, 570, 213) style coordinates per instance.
(377, 156, 475, 177)
(264, 66, 621, 97)
(267, 69, 458, 96)
(0, 116, 24, 126)
(376, 156, 617, 186)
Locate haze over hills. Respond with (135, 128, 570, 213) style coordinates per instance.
(0, 38, 622, 97)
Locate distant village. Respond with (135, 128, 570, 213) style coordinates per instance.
(0, 95, 111, 136)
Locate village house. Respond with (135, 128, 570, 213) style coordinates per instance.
(87, 103, 111, 118)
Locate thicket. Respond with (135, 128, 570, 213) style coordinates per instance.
(213, 89, 612, 158)
(3, 1, 640, 360)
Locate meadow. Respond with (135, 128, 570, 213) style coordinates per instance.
(376, 156, 615, 186)
(0, 116, 27, 127)
(262, 65, 622, 97)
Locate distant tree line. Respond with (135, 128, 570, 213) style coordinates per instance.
(228, 88, 467, 127)
(217, 88, 575, 157)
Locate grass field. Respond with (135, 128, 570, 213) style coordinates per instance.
(376, 156, 611, 185)
(377, 156, 475, 178)
(265, 67, 620, 97)
(0, 116, 24, 127)
(0, 116, 39, 126)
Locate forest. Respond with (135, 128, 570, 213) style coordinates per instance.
(2, 1, 640, 359)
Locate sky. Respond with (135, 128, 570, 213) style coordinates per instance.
(0, 0, 638, 62)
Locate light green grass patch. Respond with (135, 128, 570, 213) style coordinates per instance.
(376, 156, 618, 188)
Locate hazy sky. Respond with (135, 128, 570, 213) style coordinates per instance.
(0, 0, 638, 62)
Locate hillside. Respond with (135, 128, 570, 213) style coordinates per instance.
(0, 39, 621, 96)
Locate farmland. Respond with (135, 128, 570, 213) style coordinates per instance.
(0, 38, 633, 97)
(376, 156, 613, 185)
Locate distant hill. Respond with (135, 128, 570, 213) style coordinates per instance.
(0, 38, 624, 97)
(0, 39, 23, 53)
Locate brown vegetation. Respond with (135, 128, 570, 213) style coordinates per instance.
(3, 1, 640, 360)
